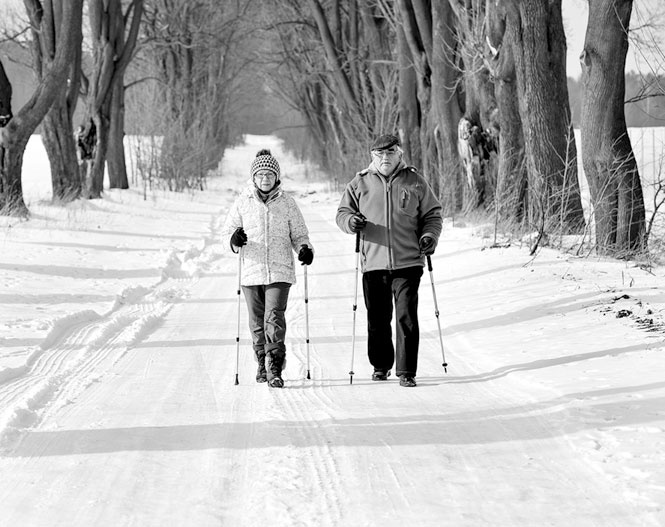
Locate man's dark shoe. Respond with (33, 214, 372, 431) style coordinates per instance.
(372, 370, 391, 381)
(399, 375, 416, 387)
(268, 377, 284, 388)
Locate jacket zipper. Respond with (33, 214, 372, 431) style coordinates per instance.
(386, 180, 394, 270)
(263, 201, 270, 283)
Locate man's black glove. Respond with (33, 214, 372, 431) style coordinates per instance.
(349, 214, 367, 233)
(298, 245, 314, 265)
(419, 236, 435, 256)
(231, 227, 247, 247)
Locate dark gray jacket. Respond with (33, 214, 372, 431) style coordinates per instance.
(336, 162, 442, 272)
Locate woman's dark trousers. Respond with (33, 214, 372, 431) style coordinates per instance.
(242, 282, 291, 380)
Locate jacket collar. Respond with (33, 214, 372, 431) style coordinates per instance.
(368, 159, 407, 180)
(252, 181, 282, 203)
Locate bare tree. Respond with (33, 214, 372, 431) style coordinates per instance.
(107, 0, 144, 190)
(448, 0, 499, 209)
(500, 0, 585, 235)
(79, 0, 143, 198)
(307, 0, 363, 120)
(0, 0, 83, 216)
(22, 0, 84, 202)
(142, 0, 255, 191)
(581, 0, 646, 255)
(485, 0, 527, 225)
(431, 1, 464, 209)
(263, 0, 464, 204)
(260, 0, 399, 177)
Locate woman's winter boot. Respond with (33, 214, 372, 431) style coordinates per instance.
(256, 352, 267, 383)
(266, 350, 285, 388)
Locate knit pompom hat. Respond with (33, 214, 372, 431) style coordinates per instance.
(250, 149, 281, 180)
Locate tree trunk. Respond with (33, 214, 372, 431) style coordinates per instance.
(0, 59, 16, 210)
(359, 4, 395, 134)
(0, 0, 84, 216)
(505, 0, 584, 234)
(0, 58, 12, 126)
(108, 77, 129, 189)
(39, 6, 83, 203)
(42, 99, 81, 200)
(396, 24, 421, 170)
(81, 0, 142, 197)
(84, 110, 109, 199)
(307, 0, 361, 117)
(0, 129, 29, 216)
(581, 0, 645, 255)
(449, 0, 496, 209)
(486, 0, 527, 224)
(398, 0, 435, 178)
(431, 1, 463, 208)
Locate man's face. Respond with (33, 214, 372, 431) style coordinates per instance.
(371, 147, 402, 176)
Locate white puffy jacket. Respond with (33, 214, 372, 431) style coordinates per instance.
(223, 183, 312, 286)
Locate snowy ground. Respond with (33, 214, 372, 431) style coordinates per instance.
(0, 135, 664, 526)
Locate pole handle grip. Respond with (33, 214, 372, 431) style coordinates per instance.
(427, 255, 433, 272)
(355, 231, 360, 253)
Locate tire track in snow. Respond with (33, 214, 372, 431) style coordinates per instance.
(223, 381, 345, 527)
(279, 388, 345, 525)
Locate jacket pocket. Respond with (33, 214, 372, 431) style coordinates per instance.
(397, 187, 418, 218)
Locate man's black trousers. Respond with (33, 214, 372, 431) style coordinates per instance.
(362, 266, 423, 377)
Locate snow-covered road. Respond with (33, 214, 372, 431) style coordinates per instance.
(0, 136, 663, 526)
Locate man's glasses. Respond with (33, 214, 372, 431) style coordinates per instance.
(371, 148, 399, 158)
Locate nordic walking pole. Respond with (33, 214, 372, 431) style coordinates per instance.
(304, 264, 311, 380)
(427, 255, 448, 372)
(349, 231, 361, 384)
(234, 248, 242, 385)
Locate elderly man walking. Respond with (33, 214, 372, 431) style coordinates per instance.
(336, 134, 443, 387)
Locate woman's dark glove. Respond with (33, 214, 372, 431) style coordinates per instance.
(231, 227, 247, 247)
(419, 236, 435, 255)
(298, 245, 314, 265)
(349, 214, 367, 233)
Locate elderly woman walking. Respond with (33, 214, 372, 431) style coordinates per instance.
(223, 149, 314, 388)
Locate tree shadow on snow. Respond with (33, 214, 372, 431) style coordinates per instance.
(437, 340, 665, 385)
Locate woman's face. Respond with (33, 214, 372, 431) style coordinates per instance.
(254, 170, 277, 192)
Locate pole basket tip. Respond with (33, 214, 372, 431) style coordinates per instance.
(442, 362, 448, 373)
(349, 371, 354, 384)
(234, 374, 239, 385)
(307, 371, 311, 380)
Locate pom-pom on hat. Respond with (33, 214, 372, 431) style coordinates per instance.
(370, 134, 401, 152)
(250, 149, 280, 180)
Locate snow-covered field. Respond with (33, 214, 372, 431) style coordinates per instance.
(0, 134, 664, 526)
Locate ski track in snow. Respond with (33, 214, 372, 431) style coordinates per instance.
(0, 231, 220, 452)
